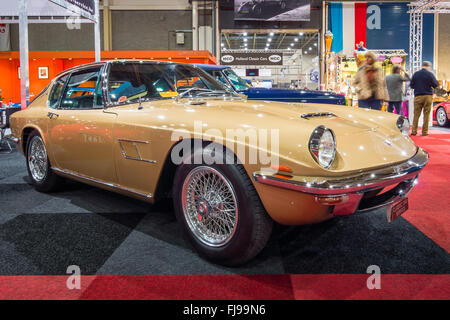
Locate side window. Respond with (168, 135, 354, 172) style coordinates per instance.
(107, 62, 172, 104)
(60, 67, 103, 109)
(48, 74, 69, 109)
(108, 63, 153, 104)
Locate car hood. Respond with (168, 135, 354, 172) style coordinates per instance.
(133, 98, 417, 176)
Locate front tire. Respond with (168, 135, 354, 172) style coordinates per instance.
(436, 107, 449, 127)
(172, 147, 273, 266)
(26, 131, 63, 193)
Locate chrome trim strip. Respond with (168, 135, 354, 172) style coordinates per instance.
(52, 167, 152, 199)
(117, 139, 157, 164)
(253, 148, 428, 196)
(301, 112, 337, 120)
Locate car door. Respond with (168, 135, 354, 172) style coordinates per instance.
(104, 61, 164, 198)
(47, 65, 118, 184)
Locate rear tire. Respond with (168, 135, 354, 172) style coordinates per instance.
(436, 107, 449, 127)
(172, 144, 273, 266)
(26, 131, 63, 193)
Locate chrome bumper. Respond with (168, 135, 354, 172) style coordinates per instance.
(3, 134, 19, 144)
(253, 148, 428, 215)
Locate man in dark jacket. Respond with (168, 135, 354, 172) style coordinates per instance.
(410, 61, 439, 136)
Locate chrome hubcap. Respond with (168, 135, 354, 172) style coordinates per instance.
(182, 166, 238, 247)
(437, 109, 447, 125)
(28, 136, 48, 182)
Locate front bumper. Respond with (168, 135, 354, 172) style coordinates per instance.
(253, 147, 428, 215)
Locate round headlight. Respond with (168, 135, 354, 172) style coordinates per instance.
(309, 126, 336, 169)
(397, 116, 410, 136)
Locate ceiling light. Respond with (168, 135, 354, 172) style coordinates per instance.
(287, 47, 291, 50)
(309, 47, 312, 50)
(244, 38, 248, 42)
(243, 32, 248, 36)
(265, 48, 268, 51)
(294, 38, 298, 42)
(299, 32, 304, 36)
(268, 38, 272, 42)
(314, 43, 317, 46)
(221, 43, 224, 47)
(270, 32, 274, 36)
(290, 43, 294, 46)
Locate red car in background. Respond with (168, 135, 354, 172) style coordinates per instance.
(433, 101, 450, 127)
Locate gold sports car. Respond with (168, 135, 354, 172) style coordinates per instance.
(9, 60, 428, 266)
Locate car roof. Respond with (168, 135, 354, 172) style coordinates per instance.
(54, 59, 198, 79)
(193, 63, 230, 71)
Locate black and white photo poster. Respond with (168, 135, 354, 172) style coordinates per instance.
(234, 0, 310, 21)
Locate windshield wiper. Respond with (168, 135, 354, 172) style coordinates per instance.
(194, 90, 236, 97)
(176, 87, 214, 99)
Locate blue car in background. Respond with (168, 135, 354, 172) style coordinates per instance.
(195, 64, 346, 105)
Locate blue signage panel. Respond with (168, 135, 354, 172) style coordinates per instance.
(365, 2, 434, 66)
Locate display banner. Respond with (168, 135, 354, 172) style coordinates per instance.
(0, 22, 10, 52)
(234, 0, 310, 21)
(221, 52, 283, 66)
(48, 0, 96, 22)
(328, 2, 434, 66)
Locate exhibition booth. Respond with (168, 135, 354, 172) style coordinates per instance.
(0, 0, 449, 304)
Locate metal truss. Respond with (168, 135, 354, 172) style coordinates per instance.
(408, 1, 450, 73)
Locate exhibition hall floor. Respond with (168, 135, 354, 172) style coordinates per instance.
(0, 127, 448, 299)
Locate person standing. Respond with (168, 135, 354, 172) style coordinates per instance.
(410, 61, 439, 136)
(385, 65, 410, 114)
(354, 51, 388, 110)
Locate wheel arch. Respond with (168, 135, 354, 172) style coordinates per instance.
(153, 138, 249, 202)
(21, 125, 45, 155)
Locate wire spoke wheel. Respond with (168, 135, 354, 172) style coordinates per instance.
(182, 166, 238, 247)
(437, 108, 447, 126)
(28, 136, 48, 182)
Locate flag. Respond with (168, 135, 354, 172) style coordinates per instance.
(329, 2, 367, 55)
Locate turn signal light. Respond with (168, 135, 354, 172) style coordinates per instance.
(315, 195, 348, 205)
(271, 165, 293, 173)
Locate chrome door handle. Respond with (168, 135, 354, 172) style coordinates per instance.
(47, 112, 59, 119)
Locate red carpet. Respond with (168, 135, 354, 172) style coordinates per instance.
(406, 129, 450, 252)
(0, 274, 449, 300)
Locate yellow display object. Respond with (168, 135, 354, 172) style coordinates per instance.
(160, 91, 178, 98)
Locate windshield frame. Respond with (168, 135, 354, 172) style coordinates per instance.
(222, 68, 251, 92)
(103, 61, 239, 108)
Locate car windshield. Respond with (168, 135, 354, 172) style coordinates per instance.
(223, 68, 251, 91)
(107, 62, 237, 105)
